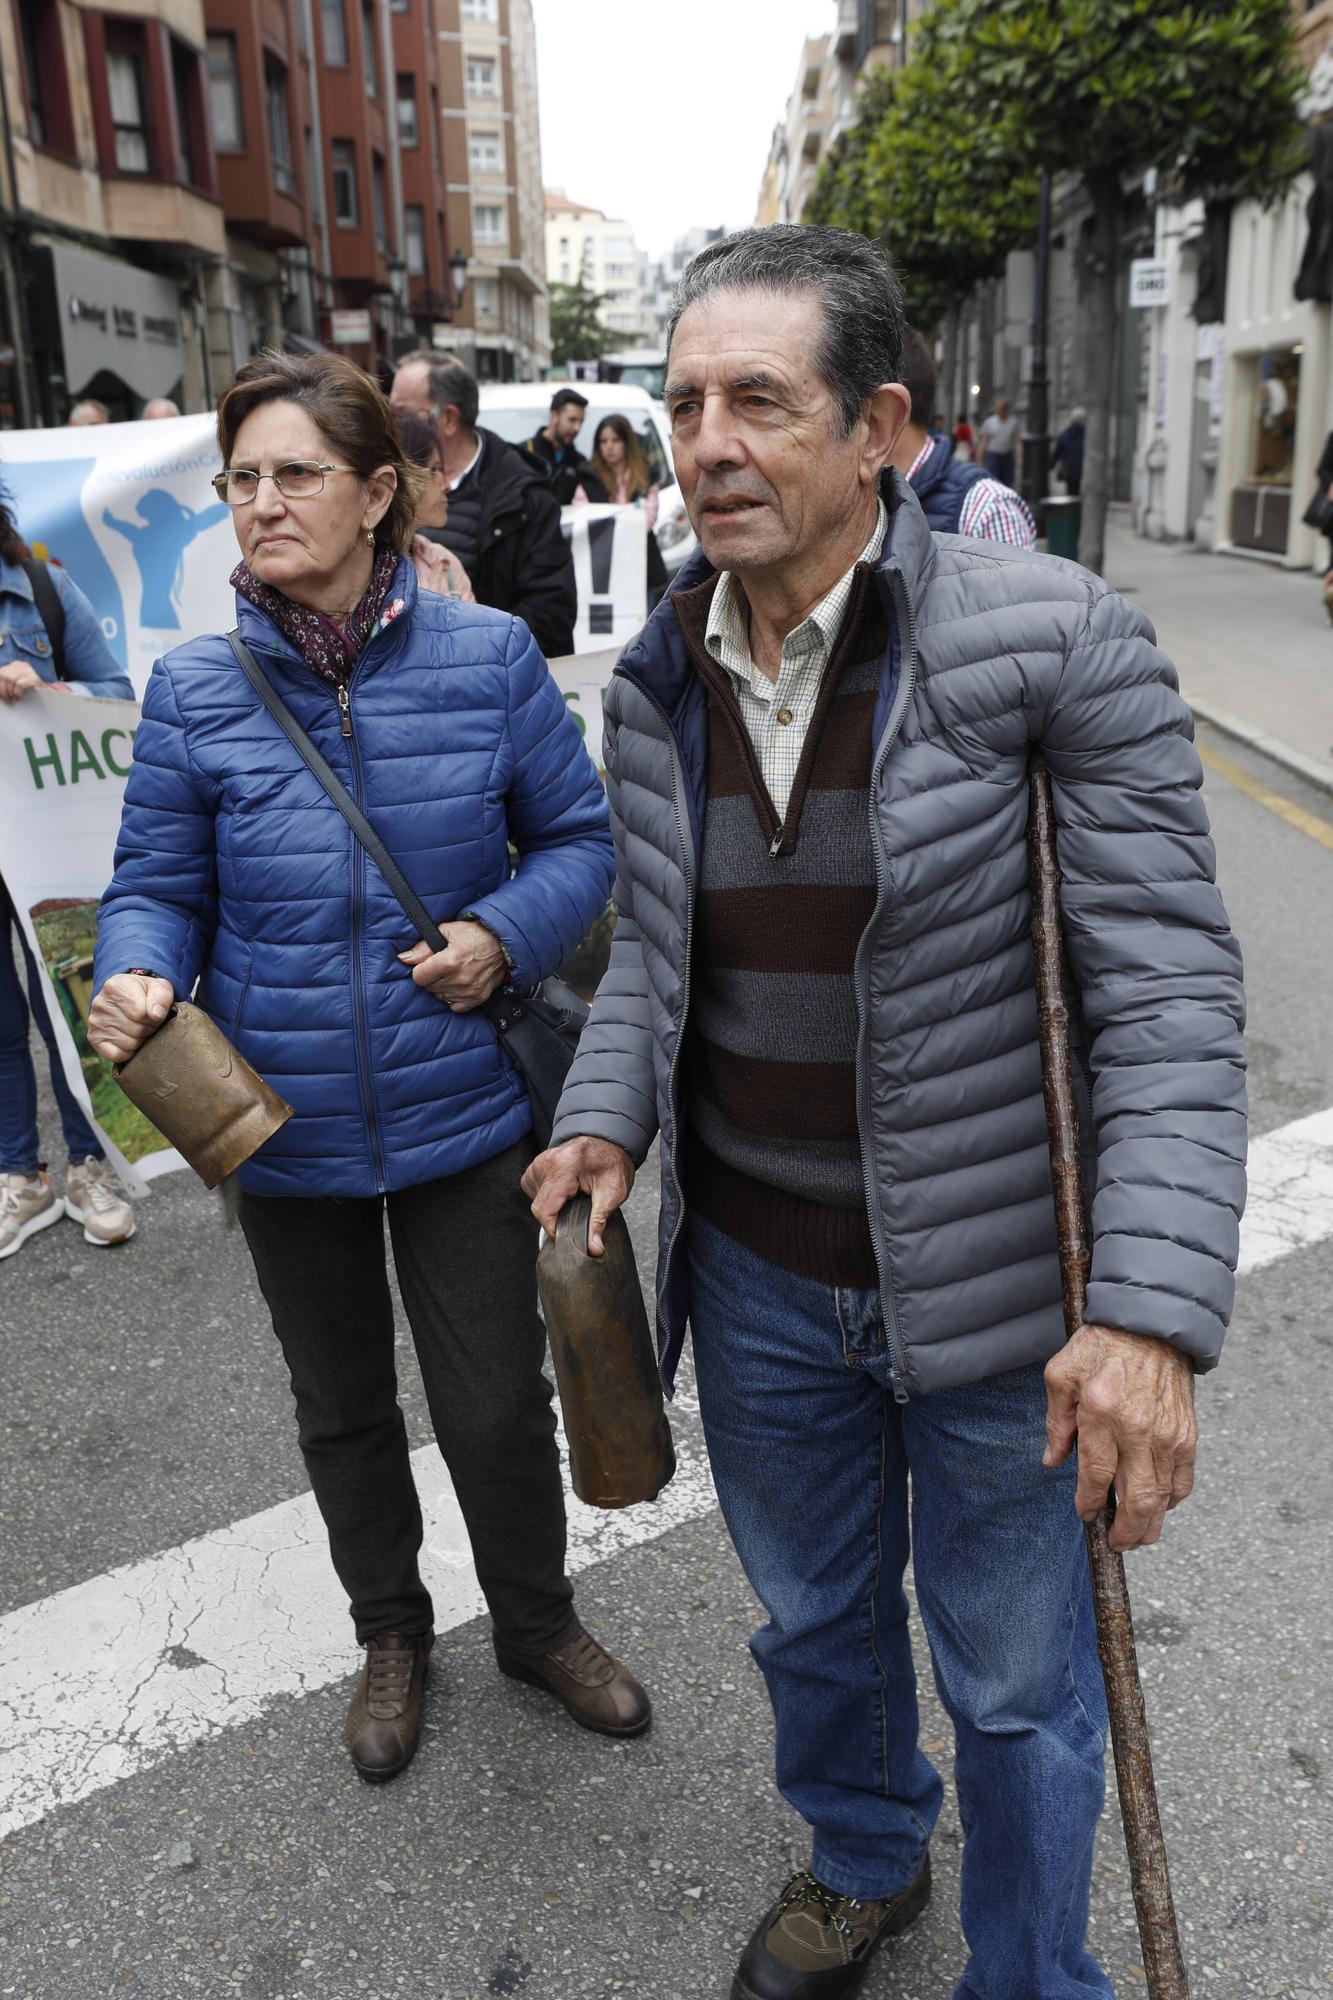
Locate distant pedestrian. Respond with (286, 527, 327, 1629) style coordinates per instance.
(1052, 407, 1087, 498)
(952, 411, 976, 461)
(395, 408, 475, 601)
(0, 492, 137, 1261)
(522, 387, 592, 505)
(391, 351, 577, 657)
(90, 349, 643, 1784)
(892, 330, 1035, 549)
(1301, 428, 1333, 622)
(978, 395, 1020, 487)
(578, 413, 669, 604)
(142, 397, 181, 421)
(67, 400, 109, 427)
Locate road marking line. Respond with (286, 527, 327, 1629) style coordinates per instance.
(3, 1107, 1331, 1841)
(1198, 740, 1333, 851)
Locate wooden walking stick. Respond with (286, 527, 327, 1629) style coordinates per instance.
(1027, 755, 1191, 2000)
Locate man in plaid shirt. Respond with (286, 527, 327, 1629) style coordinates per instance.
(892, 329, 1037, 550)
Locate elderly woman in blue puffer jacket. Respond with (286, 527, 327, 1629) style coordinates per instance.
(88, 350, 648, 1783)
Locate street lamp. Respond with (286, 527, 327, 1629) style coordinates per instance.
(449, 248, 468, 310)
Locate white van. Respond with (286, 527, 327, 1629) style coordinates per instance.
(477, 382, 697, 578)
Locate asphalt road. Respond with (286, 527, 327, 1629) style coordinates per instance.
(1, 720, 1331, 2000)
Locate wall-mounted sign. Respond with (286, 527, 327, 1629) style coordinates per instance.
(1129, 258, 1172, 309)
(330, 309, 372, 345)
(40, 242, 184, 399)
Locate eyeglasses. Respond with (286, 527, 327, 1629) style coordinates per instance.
(210, 462, 356, 506)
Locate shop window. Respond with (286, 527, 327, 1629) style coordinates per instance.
(105, 34, 152, 175)
(361, 0, 378, 95)
(266, 58, 296, 196)
(331, 138, 358, 226)
(322, 0, 349, 66)
(405, 203, 426, 277)
(372, 151, 389, 253)
(207, 34, 243, 152)
(396, 74, 418, 148)
(1249, 347, 1300, 486)
(16, 0, 75, 156)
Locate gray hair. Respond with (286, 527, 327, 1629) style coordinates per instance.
(394, 349, 479, 429)
(666, 224, 905, 436)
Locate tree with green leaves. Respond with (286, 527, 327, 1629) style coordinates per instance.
(547, 281, 611, 366)
(919, 0, 1304, 571)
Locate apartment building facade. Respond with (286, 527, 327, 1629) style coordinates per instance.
(544, 188, 650, 344)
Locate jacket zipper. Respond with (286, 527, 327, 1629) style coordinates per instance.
(337, 671, 388, 1192)
(853, 568, 919, 1401)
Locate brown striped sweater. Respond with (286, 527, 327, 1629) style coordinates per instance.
(673, 565, 888, 1287)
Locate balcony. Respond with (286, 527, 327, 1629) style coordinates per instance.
(102, 178, 225, 257)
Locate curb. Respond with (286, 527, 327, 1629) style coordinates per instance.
(1186, 693, 1333, 799)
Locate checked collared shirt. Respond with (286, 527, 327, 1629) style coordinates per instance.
(906, 437, 1037, 550)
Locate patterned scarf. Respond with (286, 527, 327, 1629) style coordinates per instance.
(231, 545, 405, 686)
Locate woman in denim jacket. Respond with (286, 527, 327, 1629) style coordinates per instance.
(0, 495, 137, 1257)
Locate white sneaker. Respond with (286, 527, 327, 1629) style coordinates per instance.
(0, 1170, 65, 1260)
(63, 1156, 136, 1247)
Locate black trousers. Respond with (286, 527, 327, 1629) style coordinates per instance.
(240, 1139, 576, 1652)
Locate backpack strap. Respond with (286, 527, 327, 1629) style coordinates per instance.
(21, 559, 66, 681)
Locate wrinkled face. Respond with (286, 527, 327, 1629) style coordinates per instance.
(226, 400, 394, 602)
(665, 289, 869, 578)
(552, 402, 584, 445)
(596, 425, 625, 469)
(415, 451, 449, 530)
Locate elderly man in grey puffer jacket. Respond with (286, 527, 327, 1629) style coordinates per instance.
(526, 227, 1245, 2000)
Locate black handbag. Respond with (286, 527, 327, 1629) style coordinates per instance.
(228, 632, 588, 1150)
(1302, 486, 1333, 535)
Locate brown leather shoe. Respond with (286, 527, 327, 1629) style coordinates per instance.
(494, 1621, 651, 1737)
(344, 1631, 433, 1782)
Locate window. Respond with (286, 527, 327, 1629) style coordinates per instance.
(473, 276, 498, 319)
(461, 0, 497, 18)
(331, 138, 358, 224)
(361, 0, 378, 93)
(305, 128, 322, 222)
(390, 0, 410, 11)
(206, 34, 243, 150)
(106, 46, 150, 173)
(430, 84, 440, 170)
(396, 74, 418, 147)
(465, 57, 496, 96)
(468, 129, 501, 173)
(321, 0, 349, 65)
(266, 56, 296, 195)
(372, 150, 389, 251)
(18, 0, 75, 153)
(473, 203, 504, 246)
(171, 41, 197, 184)
(405, 203, 426, 277)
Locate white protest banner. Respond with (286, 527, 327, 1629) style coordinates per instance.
(561, 503, 646, 656)
(0, 687, 184, 1190)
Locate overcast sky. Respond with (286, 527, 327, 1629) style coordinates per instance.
(529, 0, 831, 260)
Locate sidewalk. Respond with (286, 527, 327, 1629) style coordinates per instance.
(1101, 514, 1333, 791)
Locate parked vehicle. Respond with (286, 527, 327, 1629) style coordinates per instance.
(477, 383, 696, 578)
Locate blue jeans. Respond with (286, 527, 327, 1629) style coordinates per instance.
(688, 1215, 1113, 2000)
(0, 879, 103, 1173)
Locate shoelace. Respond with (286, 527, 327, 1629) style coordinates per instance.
(73, 1165, 124, 1214)
(366, 1642, 417, 1706)
(554, 1626, 607, 1680)
(776, 1873, 865, 1936)
(0, 1178, 40, 1218)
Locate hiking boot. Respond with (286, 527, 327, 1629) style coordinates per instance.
(495, 1621, 651, 1737)
(0, 1170, 64, 1261)
(732, 1856, 932, 1999)
(345, 1631, 433, 1782)
(63, 1156, 136, 1247)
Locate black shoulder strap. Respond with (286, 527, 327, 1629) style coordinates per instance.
(227, 630, 447, 955)
(22, 560, 65, 681)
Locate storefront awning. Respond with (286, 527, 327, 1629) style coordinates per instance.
(32, 241, 185, 402)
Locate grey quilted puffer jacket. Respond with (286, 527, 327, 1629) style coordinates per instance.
(551, 472, 1247, 1396)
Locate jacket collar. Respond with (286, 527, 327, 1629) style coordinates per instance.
(618, 468, 936, 713)
(0, 555, 36, 604)
(906, 432, 955, 503)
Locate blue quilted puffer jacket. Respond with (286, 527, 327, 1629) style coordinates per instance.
(95, 558, 614, 1196)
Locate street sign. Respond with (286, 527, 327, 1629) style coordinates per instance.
(1129, 258, 1172, 309)
(330, 309, 372, 345)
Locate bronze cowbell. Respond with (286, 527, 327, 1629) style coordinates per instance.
(113, 1001, 293, 1188)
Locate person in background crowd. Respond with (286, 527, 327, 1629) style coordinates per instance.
(978, 394, 1021, 486)
(523, 387, 592, 505)
(1052, 407, 1087, 498)
(89, 349, 644, 1786)
(395, 409, 475, 602)
(68, 400, 109, 427)
(0, 495, 137, 1260)
(526, 224, 1244, 2000)
(390, 352, 577, 658)
(952, 411, 976, 461)
(143, 398, 181, 421)
(577, 413, 669, 603)
(892, 329, 1036, 549)
(1301, 427, 1333, 623)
